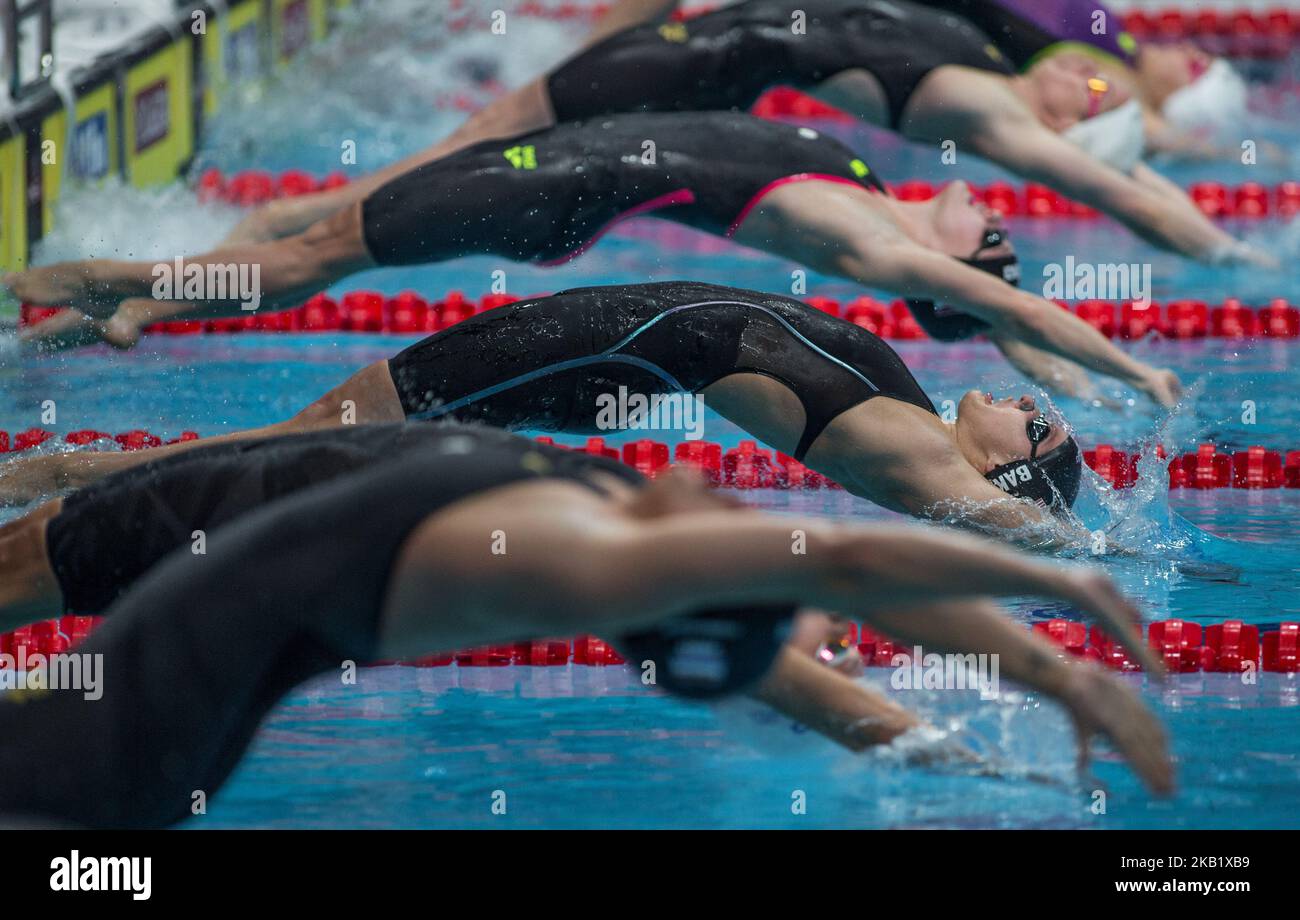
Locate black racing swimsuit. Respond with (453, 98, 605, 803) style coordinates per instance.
(0, 426, 640, 828)
(913, 0, 1139, 71)
(387, 281, 938, 461)
(45, 424, 637, 615)
(547, 0, 1012, 128)
(362, 111, 885, 266)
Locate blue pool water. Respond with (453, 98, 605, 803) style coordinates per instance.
(4, 6, 1300, 828)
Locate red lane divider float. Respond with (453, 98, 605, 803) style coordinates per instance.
(856, 618, 1299, 675)
(20, 289, 1300, 340)
(3, 616, 1294, 674)
(0, 429, 199, 453)
(3, 426, 1298, 493)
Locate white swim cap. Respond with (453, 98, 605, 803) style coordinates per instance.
(1161, 58, 1248, 133)
(1063, 98, 1145, 173)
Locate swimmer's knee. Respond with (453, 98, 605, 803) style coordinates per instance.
(289, 394, 350, 430)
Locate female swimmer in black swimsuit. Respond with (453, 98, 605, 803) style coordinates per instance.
(10, 112, 1180, 407)
(203, 0, 1264, 265)
(0, 424, 1171, 827)
(4, 282, 1093, 549)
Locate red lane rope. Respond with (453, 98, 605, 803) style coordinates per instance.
(3, 431, 1300, 492)
(3, 617, 1295, 673)
(19, 287, 1300, 340)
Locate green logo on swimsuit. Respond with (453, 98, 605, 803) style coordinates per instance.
(1118, 32, 1138, 55)
(503, 145, 538, 170)
(849, 159, 870, 179)
(658, 22, 688, 43)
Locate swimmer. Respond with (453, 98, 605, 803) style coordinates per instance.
(0, 420, 911, 754)
(9, 112, 1180, 408)
(1, 282, 1101, 551)
(0, 424, 1172, 827)
(915, 0, 1269, 161)
(205, 0, 1266, 266)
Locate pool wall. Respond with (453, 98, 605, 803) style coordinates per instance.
(1, 0, 354, 279)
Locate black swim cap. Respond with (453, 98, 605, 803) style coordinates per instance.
(906, 229, 1020, 341)
(616, 604, 796, 699)
(984, 435, 1083, 512)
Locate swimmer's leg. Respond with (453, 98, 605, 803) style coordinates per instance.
(0, 359, 406, 505)
(4, 204, 374, 317)
(222, 79, 557, 244)
(219, 0, 674, 246)
(0, 499, 64, 631)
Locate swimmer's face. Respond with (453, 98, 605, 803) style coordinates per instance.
(1136, 42, 1213, 107)
(1030, 54, 1132, 131)
(956, 390, 1070, 471)
(930, 180, 1013, 260)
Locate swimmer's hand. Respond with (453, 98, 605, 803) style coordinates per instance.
(1208, 240, 1279, 270)
(902, 733, 984, 770)
(1175, 559, 1243, 583)
(1059, 665, 1175, 797)
(1136, 368, 1183, 409)
(904, 732, 1072, 790)
(1062, 568, 1165, 677)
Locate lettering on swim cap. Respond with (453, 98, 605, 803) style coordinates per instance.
(849, 159, 870, 178)
(658, 22, 688, 42)
(991, 464, 1033, 492)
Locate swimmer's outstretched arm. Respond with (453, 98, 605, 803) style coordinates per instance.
(864, 243, 1183, 407)
(967, 97, 1272, 266)
(987, 335, 1125, 409)
(746, 181, 1181, 407)
(400, 497, 1169, 791)
(863, 598, 1174, 795)
(513, 510, 1162, 674)
(750, 647, 920, 751)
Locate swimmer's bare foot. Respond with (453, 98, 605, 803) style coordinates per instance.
(3, 262, 118, 315)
